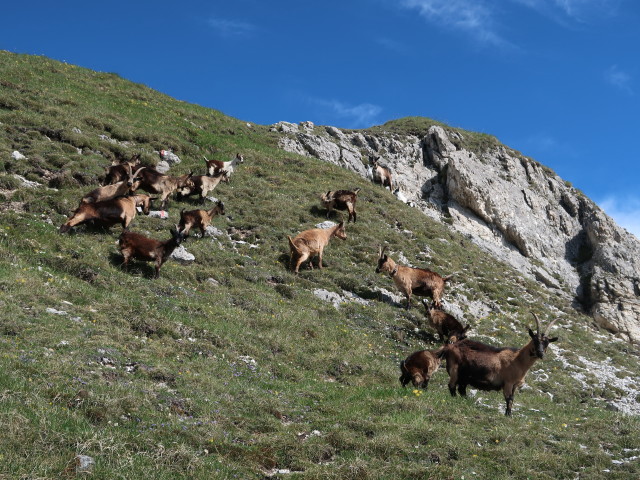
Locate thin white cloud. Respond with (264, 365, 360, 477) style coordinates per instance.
(401, 0, 509, 48)
(598, 195, 640, 239)
(605, 65, 633, 94)
(309, 97, 382, 128)
(207, 17, 256, 37)
(513, 0, 622, 23)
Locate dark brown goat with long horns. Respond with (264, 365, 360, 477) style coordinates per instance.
(440, 313, 559, 416)
(376, 246, 454, 309)
(60, 194, 155, 233)
(320, 188, 360, 223)
(118, 227, 185, 279)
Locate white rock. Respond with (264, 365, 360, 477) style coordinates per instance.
(11, 151, 26, 161)
(170, 245, 195, 263)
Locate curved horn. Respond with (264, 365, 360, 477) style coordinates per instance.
(531, 312, 541, 334)
(132, 167, 145, 178)
(544, 318, 560, 335)
(379, 245, 388, 258)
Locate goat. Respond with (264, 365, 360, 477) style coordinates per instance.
(178, 201, 225, 237)
(176, 170, 228, 203)
(423, 300, 470, 343)
(320, 188, 360, 223)
(376, 246, 453, 309)
(288, 221, 346, 274)
(370, 156, 393, 190)
(204, 153, 244, 180)
(118, 226, 186, 278)
(135, 167, 193, 209)
(60, 194, 155, 233)
(103, 154, 141, 185)
(81, 165, 144, 203)
(440, 313, 559, 416)
(399, 348, 444, 389)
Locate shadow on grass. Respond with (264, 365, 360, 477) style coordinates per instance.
(107, 251, 157, 279)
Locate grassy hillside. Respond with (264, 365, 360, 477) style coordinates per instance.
(1, 51, 639, 479)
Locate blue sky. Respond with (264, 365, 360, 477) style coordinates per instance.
(2, 0, 639, 236)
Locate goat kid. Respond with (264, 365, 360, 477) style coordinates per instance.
(399, 348, 444, 389)
(440, 313, 559, 416)
(178, 201, 225, 237)
(288, 221, 347, 274)
(176, 170, 228, 203)
(376, 246, 453, 309)
(320, 188, 360, 223)
(81, 165, 144, 203)
(204, 153, 244, 179)
(370, 156, 393, 190)
(60, 194, 155, 233)
(118, 226, 185, 278)
(423, 300, 470, 343)
(135, 167, 193, 209)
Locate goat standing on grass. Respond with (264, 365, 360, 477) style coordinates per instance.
(399, 348, 444, 389)
(423, 300, 470, 343)
(440, 313, 559, 416)
(103, 154, 141, 185)
(60, 194, 155, 233)
(178, 201, 225, 237)
(81, 165, 144, 203)
(204, 153, 244, 180)
(288, 222, 347, 274)
(118, 227, 185, 279)
(135, 167, 193, 209)
(320, 188, 360, 223)
(176, 170, 228, 203)
(376, 246, 454, 309)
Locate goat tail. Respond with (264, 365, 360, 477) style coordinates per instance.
(287, 236, 302, 254)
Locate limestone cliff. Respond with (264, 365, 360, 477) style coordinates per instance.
(273, 120, 640, 342)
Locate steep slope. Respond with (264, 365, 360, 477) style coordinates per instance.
(1, 51, 640, 479)
(276, 119, 640, 342)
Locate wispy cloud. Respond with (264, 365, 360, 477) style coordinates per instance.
(308, 97, 382, 128)
(400, 0, 510, 48)
(513, 0, 622, 23)
(598, 195, 640, 239)
(207, 17, 256, 38)
(605, 65, 634, 94)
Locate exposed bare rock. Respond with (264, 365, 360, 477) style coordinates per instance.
(275, 121, 640, 342)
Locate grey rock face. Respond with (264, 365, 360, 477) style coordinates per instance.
(275, 122, 640, 342)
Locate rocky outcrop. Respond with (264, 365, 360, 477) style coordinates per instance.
(275, 121, 640, 342)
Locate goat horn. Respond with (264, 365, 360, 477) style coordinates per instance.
(544, 318, 560, 335)
(532, 312, 541, 334)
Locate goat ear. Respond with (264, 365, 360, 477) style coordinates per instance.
(548, 336, 559, 343)
(528, 328, 536, 338)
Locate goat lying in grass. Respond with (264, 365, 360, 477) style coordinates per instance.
(288, 222, 346, 274)
(60, 194, 155, 233)
(399, 348, 444, 389)
(178, 201, 225, 237)
(440, 313, 559, 416)
(176, 170, 228, 203)
(423, 300, 470, 343)
(320, 188, 360, 223)
(376, 246, 454, 309)
(118, 227, 185, 278)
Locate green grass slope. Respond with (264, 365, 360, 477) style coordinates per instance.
(1, 51, 639, 479)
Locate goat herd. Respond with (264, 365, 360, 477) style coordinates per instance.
(58, 152, 559, 416)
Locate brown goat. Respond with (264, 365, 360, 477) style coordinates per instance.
(204, 153, 244, 179)
(176, 170, 228, 203)
(60, 194, 155, 233)
(399, 348, 444, 389)
(103, 154, 141, 185)
(81, 165, 144, 203)
(288, 222, 347, 274)
(178, 201, 226, 237)
(118, 227, 186, 278)
(320, 188, 360, 223)
(135, 167, 193, 209)
(440, 313, 559, 416)
(376, 246, 453, 309)
(370, 156, 393, 190)
(423, 301, 470, 343)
